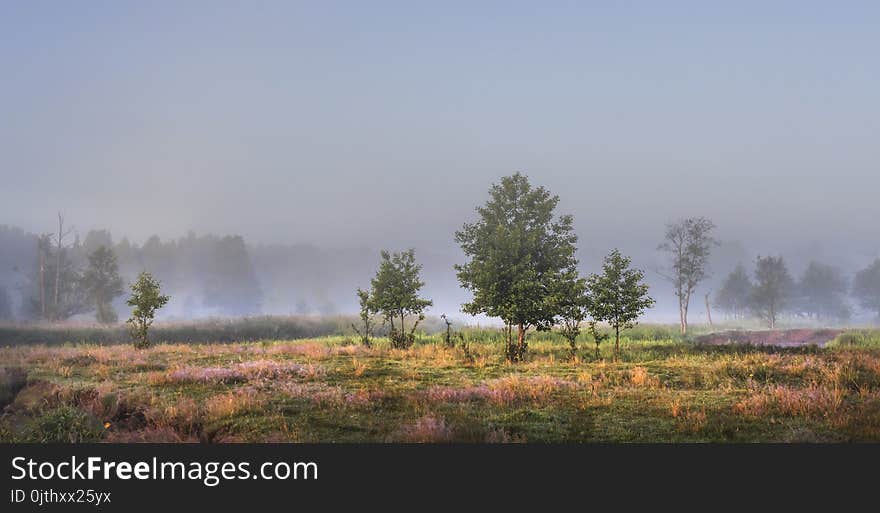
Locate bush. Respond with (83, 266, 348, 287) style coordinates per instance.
(829, 330, 880, 349)
(22, 405, 104, 443)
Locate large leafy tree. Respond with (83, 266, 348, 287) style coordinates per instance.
(369, 249, 432, 349)
(853, 259, 880, 319)
(82, 246, 124, 324)
(750, 255, 794, 329)
(586, 249, 655, 361)
(796, 261, 850, 322)
(658, 217, 717, 335)
(714, 263, 752, 320)
(455, 173, 580, 362)
(127, 272, 170, 349)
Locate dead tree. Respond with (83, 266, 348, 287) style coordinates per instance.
(52, 213, 74, 320)
(38, 235, 48, 320)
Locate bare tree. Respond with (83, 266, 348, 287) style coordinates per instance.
(52, 213, 74, 319)
(658, 217, 717, 335)
(37, 234, 51, 320)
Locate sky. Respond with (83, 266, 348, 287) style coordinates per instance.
(2, 1, 879, 320)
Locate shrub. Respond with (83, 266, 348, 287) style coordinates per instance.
(23, 406, 104, 443)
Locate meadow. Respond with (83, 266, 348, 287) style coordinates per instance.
(2, 325, 880, 443)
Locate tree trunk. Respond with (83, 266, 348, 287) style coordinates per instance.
(38, 241, 45, 320)
(682, 301, 689, 336)
(705, 292, 713, 327)
(53, 213, 64, 319)
(614, 324, 620, 362)
(517, 323, 525, 360)
(678, 296, 687, 335)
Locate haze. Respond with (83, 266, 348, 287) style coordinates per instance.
(2, 2, 878, 321)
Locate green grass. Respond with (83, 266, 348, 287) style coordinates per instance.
(0, 315, 450, 346)
(1, 328, 879, 443)
(827, 330, 880, 350)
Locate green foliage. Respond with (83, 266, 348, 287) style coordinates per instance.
(828, 330, 880, 349)
(853, 259, 880, 318)
(22, 405, 103, 443)
(369, 249, 432, 349)
(455, 173, 580, 361)
(555, 276, 589, 360)
(586, 249, 655, 361)
(82, 246, 124, 324)
(587, 321, 609, 360)
(23, 234, 91, 321)
(126, 272, 170, 349)
(715, 263, 752, 320)
(796, 261, 850, 322)
(751, 255, 794, 328)
(658, 217, 717, 335)
(352, 288, 377, 347)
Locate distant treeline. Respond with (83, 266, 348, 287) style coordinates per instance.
(0, 224, 380, 322)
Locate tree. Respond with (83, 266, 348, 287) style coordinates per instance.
(82, 246, 124, 324)
(714, 263, 752, 320)
(455, 173, 580, 362)
(555, 276, 590, 360)
(796, 261, 850, 322)
(853, 259, 880, 320)
(750, 255, 794, 329)
(587, 321, 609, 360)
(369, 249, 432, 349)
(201, 235, 262, 316)
(351, 287, 377, 347)
(52, 213, 76, 318)
(440, 314, 455, 348)
(21, 236, 90, 322)
(82, 229, 114, 255)
(36, 233, 51, 320)
(126, 272, 170, 349)
(0, 284, 13, 321)
(586, 249, 655, 361)
(658, 217, 717, 335)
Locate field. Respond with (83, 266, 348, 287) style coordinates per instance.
(2, 326, 880, 443)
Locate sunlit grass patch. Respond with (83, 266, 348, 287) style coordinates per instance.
(2, 329, 880, 442)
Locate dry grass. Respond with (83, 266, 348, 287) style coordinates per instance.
(3, 330, 880, 442)
(629, 366, 660, 388)
(735, 385, 846, 419)
(395, 414, 454, 443)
